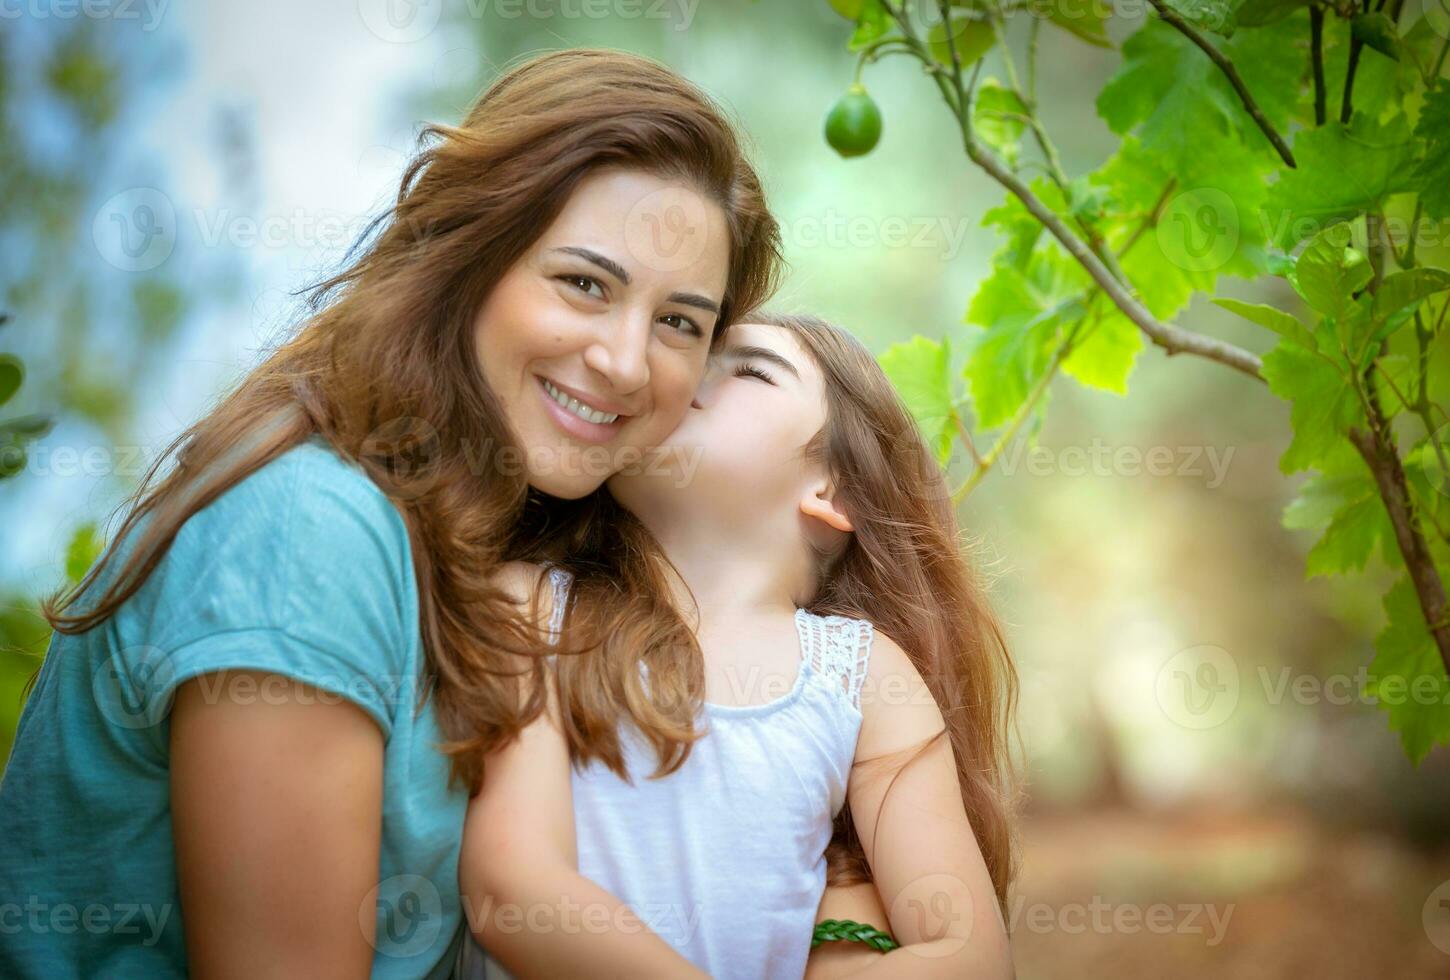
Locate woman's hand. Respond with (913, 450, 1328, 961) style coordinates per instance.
(171, 670, 384, 979)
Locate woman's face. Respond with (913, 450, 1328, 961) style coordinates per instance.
(473, 167, 732, 499)
(609, 321, 830, 530)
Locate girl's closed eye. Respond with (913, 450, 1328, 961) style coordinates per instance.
(734, 363, 775, 385)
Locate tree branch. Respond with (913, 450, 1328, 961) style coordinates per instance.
(1348, 417, 1450, 676)
(897, 2, 1265, 380)
(1310, 6, 1327, 126)
(1145, 0, 1297, 168)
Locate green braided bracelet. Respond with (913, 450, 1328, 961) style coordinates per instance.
(810, 918, 899, 952)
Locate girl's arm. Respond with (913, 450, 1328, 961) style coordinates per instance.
(458, 563, 707, 980)
(804, 879, 892, 980)
(832, 633, 1015, 979)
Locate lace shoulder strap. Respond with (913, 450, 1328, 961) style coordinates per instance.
(793, 608, 875, 710)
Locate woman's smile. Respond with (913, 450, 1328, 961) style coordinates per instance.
(537, 374, 629, 445)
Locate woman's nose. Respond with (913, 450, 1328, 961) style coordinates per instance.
(582, 314, 651, 393)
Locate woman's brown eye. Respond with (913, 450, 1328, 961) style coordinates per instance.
(558, 274, 604, 299)
(661, 313, 703, 337)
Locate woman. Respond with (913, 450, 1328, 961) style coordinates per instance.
(0, 49, 781, 979)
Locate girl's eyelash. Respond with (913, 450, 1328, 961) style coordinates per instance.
(734, 364, 774, 384)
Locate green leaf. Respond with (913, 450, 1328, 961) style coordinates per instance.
(1411, 83, 1450, 221)
(1042, 0, 1112, 47)
(1350, 12, 1400, 62)
(981, 177, 1062, 269)
(1162, 0, 1235, 34)
(1304, 492, 1392, 577)
(64, 522, 102, 585)
(1264, 113, 1420, 249)
(0, 355, 20, 407)
(848, 0, 890, 50)
(973, 80, 1027, 166)
(829, 0, 864, 18)
(1294, 222, 1371, 320)
(1097, 22, 1238, 163)
(0, 414, 53, 440)
(928, 14, 995, 67)
(1373, 269, 1450, 321)
(1351, 268, 1450, 358)
(1283, 465, 1371, 531)
(1365, 578, 1450, 763)
(964, 247, 1086, 428)
(1060, 308, 1142, 394)
(1233, 0, 1308, 27)
(880, 336, 957, 464)
(1212, 297, 1316, 350)
(1261, 335, 1363, 473)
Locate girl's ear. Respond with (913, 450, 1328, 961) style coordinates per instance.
(799, 482, 854, 534)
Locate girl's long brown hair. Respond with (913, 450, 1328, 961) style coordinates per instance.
(525, 313, 1022, 913)
(39, 48, 783, 794)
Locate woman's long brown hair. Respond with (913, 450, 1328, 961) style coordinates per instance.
(38, 48, 783, 794)
(527, 313, 1022, 913)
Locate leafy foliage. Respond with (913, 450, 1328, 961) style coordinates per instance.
(824, 0, 1450, 761)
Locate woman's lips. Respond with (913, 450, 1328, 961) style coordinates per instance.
(535, 375, 627, 445)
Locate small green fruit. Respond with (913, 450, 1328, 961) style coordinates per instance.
(824, 84, 883, 159)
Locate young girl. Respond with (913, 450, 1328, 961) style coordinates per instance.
(459, 314, 1020, 978)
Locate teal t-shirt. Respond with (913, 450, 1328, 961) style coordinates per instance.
(0, 436, 468, 978)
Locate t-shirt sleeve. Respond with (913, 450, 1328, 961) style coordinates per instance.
(124, 444, 418, 737)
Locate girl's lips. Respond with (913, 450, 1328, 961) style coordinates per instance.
(536, 375, 627, 445)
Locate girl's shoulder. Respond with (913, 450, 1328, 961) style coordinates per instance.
(793, 608, 877, 711)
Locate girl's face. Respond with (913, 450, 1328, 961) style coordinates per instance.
(609, 321, 832, 532)
(473, 167, 732, 499)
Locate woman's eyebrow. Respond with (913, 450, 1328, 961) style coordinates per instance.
(552, 246, 720, 314)
(670, 292, 721, 315)
(552, 246, 630, 284)
(723, 344, 800, 379)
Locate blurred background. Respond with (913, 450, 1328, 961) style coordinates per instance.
(2, 0, 1448, 975)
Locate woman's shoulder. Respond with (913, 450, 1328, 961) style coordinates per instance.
(183, 435, 409, 557)
(134, 435, 419, 644)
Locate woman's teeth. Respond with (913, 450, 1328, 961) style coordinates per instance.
(542, 379, 620, 425)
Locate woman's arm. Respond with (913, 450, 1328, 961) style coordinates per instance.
(458, 563, 707, 980)
(833, 633, 1015, 979)
(804, 879, 892, 980)
(171, 670, 384, 979)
